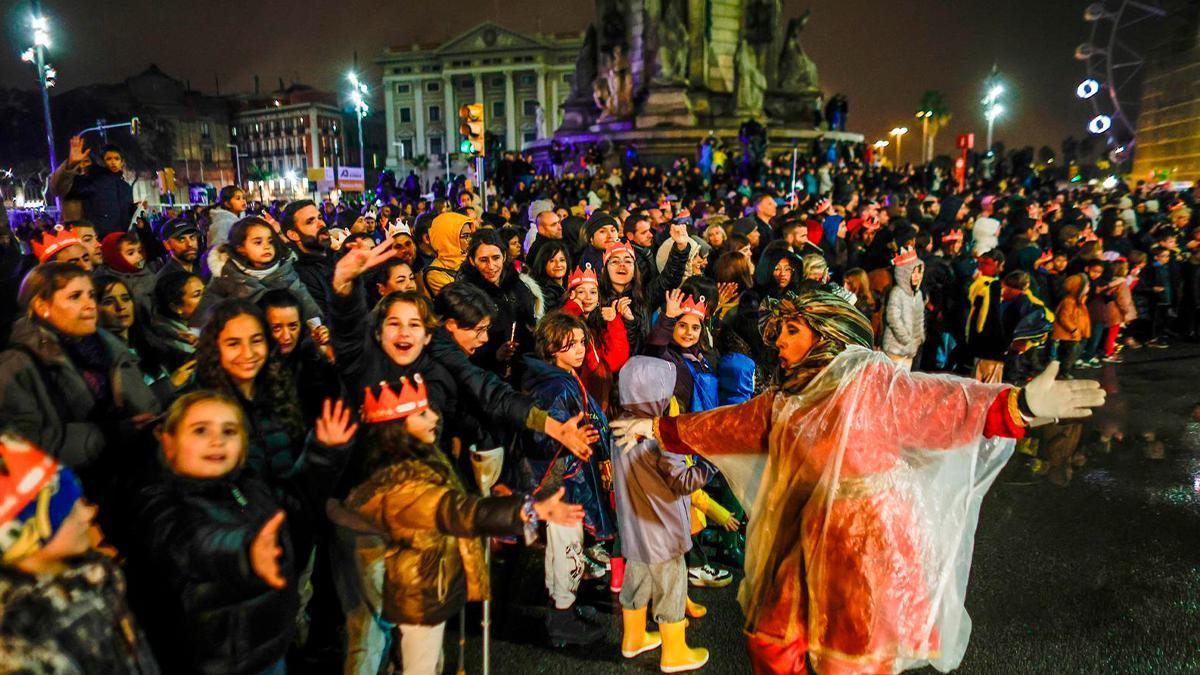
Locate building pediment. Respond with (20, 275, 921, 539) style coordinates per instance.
(436, 21, 548, 55)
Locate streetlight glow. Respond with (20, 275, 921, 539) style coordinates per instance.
(1076, 78, 1100, 99)
(21, 48, 35, 63)
(985, 104, 1004, 122)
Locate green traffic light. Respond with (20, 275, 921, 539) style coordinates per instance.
(460, 139, 474, 154)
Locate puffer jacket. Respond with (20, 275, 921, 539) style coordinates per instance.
(1052, 273, 1092, 341)
(423, 212, 472, 296)
(191, 255, 323, 327)
(343, 445, 525, 626)
(0, 317, 160, 469)
(458, 262, 538, 380)
(881, 262, 926, 358)
(128, 437, 347, 675)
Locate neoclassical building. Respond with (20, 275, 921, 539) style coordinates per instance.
(378, 21, 583, 168)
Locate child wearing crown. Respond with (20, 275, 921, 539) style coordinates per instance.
(647, 289, 719, 413)
(561, 263, 631, 413)
(342, 375, 584, 674)
(882, 247, 926, 370)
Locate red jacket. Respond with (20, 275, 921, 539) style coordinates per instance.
(562, 300, 630, 411)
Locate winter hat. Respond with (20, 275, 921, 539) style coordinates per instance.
(584, 212, 620, 244)
(100, 232, 141, 274)
(0, 434, 85, 565)
(732, 218, 758, 238)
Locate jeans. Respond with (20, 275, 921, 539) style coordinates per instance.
(1057, 341, 1082, 378)
(1081, 322, 1107, 360)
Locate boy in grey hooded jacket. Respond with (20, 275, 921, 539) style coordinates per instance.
(882, 248, 926, 369)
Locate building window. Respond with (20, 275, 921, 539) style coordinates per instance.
(562, 73, 573, 84)
(400, 67, 413, 74)
(519, 74, 535, 87)
(428, 105, 441, 122)
(523, 99, 539, 116)
(490, 75, 505, 88)
(203, 148, 213, 162)
(492, 101, 505, 118)
(482, 58, 502, 66)
(429, 135, 444, 155)
(451, 59, 471, 68)
(421, 65, 437, 72)
(399, 107, 412, 123)
(398, 138, 414, 159)
(426, 81, 440, 93)
(523, 131, 536, 145)
(397, 83, 411, 94)
(200, 122, 211, 138)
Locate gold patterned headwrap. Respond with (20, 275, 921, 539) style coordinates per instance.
(759, 283, 874, 393)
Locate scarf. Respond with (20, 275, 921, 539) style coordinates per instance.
(759, 284, 874, 394)
(227, 254, 281, 281)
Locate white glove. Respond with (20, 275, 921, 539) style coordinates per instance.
(610, 418, 653, 452)
(1022, 361, 1107, 423)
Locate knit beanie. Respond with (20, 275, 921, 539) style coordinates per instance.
(583, 212, 620, 244)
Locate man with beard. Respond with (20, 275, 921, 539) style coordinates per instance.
(622, 210, 658, 283)
(281, 199, 335, 318)
(155, 218, 201, 278)
(64, 220, 103, 270)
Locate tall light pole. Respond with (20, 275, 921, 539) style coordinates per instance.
(889, 127, 908, 167)
(24, 2, 57, 173)
(872, 140, 889, 166)
(981, 67, 1004, 156)
(226, 143, 242, 186)
(915, 110, 932, 163)
(347, 72, 369, 169)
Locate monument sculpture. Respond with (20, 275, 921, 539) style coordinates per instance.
(539, 1, 863, 166)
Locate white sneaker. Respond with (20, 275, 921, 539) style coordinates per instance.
(687, 564, 732, 588)
(584, 543, 611, 570)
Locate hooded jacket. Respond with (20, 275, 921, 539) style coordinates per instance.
(191, 254, 323, 327)
(881, 260, 926, 358)
(612, 357, 715, 564)
(423, 212, 472, 296)
(343, 441, 526, 626)
(100, 232, 157, 318)
(0, 318, 160, 469)
(1052, 273, 1092, 341)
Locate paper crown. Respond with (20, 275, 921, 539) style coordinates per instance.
(862, 216, 881, 231)
(1035, 249, 1054, 268)
(814, 198, 832, 215)
(386, 221, 412, 239)
(0, 434, 58, 525)
(941, 229, 964, 244)
(603, 240, 636, 265)
(567, 264, 598, 290)
(892, 247, 919, 267)
(362, 376, 430, 424)
(31, 225, 82, 264)
(680, 294, 708, 321)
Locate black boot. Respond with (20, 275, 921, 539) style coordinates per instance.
(546, 606, 605, 647)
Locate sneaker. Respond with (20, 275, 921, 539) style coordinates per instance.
(1102, 354, 1124, 363)
(687, 564, 733, 588)
(1147, 339, 1169, 349)
(584, 543, 611, 570)
(546, 606, 605, 647)
(1087, 357, 1102, 368)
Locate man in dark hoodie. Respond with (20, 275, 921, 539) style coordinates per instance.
(281, 199, 335, 318)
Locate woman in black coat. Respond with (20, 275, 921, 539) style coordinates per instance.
(457, 228, 540, 381)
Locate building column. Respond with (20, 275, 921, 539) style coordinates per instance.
(504, 70, 516, 150)
(535, 67, 548, 139)
(309, 111, 320, 167)
(413, 82, 426, 156)
(549, 75, 560, 132)
(473, 74, 484, 106)
(385, 81, 398, 167)
(443, 76, 455, 154)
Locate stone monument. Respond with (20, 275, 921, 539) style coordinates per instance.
(536, 1, 862, 167)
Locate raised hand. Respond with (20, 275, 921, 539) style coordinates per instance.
(169, 359, 197, 388)
(670, 221, 691, 248)
(616, 296, 634, 321)
(717, 282, 738, 308)
(601, 300, 618, 323)
(332, 237, 398, 294)
(1023, 361, 1107, 423)
(664, 288, 685, 318)
(68, 136, 91, 167)
(545, 412, 595, 461)
(315, 398, 358, 446)
(533, 487, 585, 527)
(251, 511, 287, 589)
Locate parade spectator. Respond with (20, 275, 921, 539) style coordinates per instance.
(46, 137, 134, 238)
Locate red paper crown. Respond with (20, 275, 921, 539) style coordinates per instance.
(362, 376, 430, 424)
(567, 264, 598, 290)
(892, 247, 919, 267)
(1035, 249, 1054, 268)
(603, 240, 636, 265)
(0, 434, 57, 525)
(814, 198, 832, 215)
(941, 229, 963, 244)
(1167, 200, 1185, 212)
(31, 225, 82, 264)
(679, 294, 708, 321)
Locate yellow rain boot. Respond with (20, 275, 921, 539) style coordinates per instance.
(685, 596, 707, 619)
(659, 619, 709, 673)
(621, 607, 662, 658)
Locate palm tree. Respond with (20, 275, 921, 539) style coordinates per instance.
(916, 90, 951, 163)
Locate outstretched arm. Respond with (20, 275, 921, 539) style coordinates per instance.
(614, 391, 775, 458)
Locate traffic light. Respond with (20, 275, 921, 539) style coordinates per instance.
(130, 116, 140, 136)
(458, 103, 485, 156)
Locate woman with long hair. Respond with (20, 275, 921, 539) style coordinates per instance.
(530, 239, 573, 312)
(599, 224, 692, 354)
(95, 273, 194, 399)
(192, 298, 306, 481)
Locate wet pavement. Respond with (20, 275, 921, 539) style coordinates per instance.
(449, 344, 1200, 674)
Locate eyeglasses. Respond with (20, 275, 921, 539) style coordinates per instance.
(468, 322, 492, 337)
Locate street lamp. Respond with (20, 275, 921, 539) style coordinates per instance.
(25, 3, 58, 175)
(227, 143, 243, 187)
(889, 127, 908, 167)
(347, 72, 369, 171)
(981, 71, 1004, 156)
(915, 110, 933, 163)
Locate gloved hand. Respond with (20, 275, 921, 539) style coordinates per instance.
(611, 418, 653, 451)
(1022, 361, 1106, 423)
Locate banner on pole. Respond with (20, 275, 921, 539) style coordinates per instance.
(336, 166, 365, 192)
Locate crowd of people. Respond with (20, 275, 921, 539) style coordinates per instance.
(0, 132, 1187, 674)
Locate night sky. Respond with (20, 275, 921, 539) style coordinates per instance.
(1, 0, 1093, 155)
